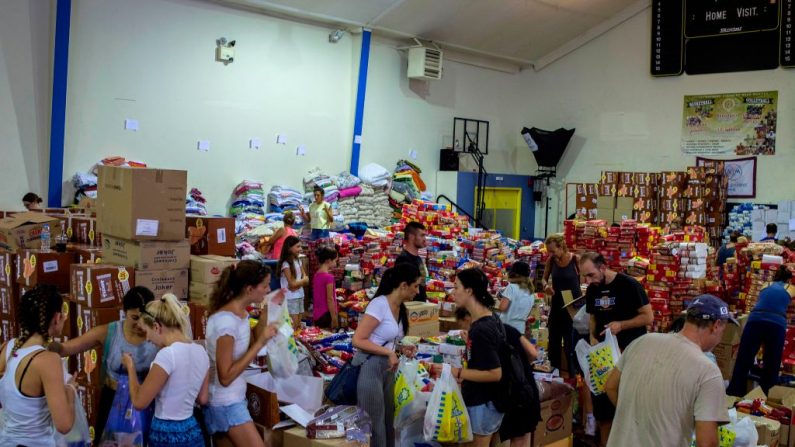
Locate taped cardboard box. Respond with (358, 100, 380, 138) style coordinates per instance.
(0, 212, 62, 251)
(186, 217, 236, 257)
(281, 427, 367, 447)
(533, 387, 575, 447)
(76, 305, 123, 337)
(101, 235, 190, 271)
(189, 281, 215, 303)
(596, 196, 616, 209)
(406, 319, 439, 337)
(0, 285, 18, 319)
(742, 386, 795, 447)
(97, 166, 187, 241)
(188, 301, 210, 340)
(0, 318, 18, 344)
(70, 264, 135, 308)
(0, 249, 13, 288)
(15, 249, 76, 293)
(74, 246, 103, 264)
(405, 301, 439, 323)
(61, 297, 76, 339)
(71, 216, 101, 247)
(190, 255, 238, 284)
(136, 269, 189, 300)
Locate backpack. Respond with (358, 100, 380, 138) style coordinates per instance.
(492, 317, 540, 415)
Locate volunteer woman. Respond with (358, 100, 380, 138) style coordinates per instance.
(261, 210, 297, 260)
(22, 192, 43, 211)
(498, 261, 535, 334)
(728, 266, 794, 396)
(124, 294, 209, 447)
(204, 261, 282, 447)
(352, 263, 420, 447)
(49, 286, 158, 439)
(542, 234, 581, 375)
(0, 284, 75, 446)
(300, 186, 333, 240)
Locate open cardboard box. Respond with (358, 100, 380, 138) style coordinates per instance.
(740, 386, 795, 446)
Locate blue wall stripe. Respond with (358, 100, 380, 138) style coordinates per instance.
(48, 0, 71, 207)
(349, 29, 372, 176)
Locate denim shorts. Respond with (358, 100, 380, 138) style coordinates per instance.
(311, 229, 330, 240)
(287, 298, 304, 316)
(203, 401, 252, 434)
(468, 401, 504, 436)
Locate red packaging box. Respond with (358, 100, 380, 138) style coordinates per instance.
(185, 217, 235, 257)
(70, 264, 135, 308)
(0, 249, 13, 288)
(16, 249, 76, 293)
(76, 304, 123, 337)
(0, 285, 18, 319)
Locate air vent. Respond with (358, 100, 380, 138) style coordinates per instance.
(407, 47, 443, 80)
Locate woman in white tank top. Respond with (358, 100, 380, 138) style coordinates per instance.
(0, 284, 75, 446)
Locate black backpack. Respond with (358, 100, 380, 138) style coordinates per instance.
(492, 317, 541, 417)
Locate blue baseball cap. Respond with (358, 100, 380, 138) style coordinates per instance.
(686, 294, 739, 326)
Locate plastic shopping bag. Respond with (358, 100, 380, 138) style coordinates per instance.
(575, 328, 621, 396)
(572, 305, 590, 335)
(54, 387, 91, 447)
(423, 364, 472, 443)
(266, 294, 299, 379)
(99, 375, 150, 447)
(690, 410, 757, 447)
(395, 359, 431, 429)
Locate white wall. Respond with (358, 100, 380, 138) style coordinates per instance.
(0, 0, 53, 210)
(518, 7, 795, 234)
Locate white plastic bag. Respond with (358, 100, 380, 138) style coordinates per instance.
(576, 328, 621, 395)
(694, 410, 758, 447)
(54, 387, 91, 447)
(572, 305, 590, 335)
(394, 358, 430, 430)
(423, 364, 472, 443)
(265, 294, 299, 379)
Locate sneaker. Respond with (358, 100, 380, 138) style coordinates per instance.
(585, 414, 597, 437)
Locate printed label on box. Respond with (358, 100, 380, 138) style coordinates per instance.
(43, 260, 58, 273)
(96, 274, 113, 303)
(135, 219, 159, 237)
(217, 228, 226, 244)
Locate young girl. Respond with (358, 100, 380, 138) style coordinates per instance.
(0, 284, 75, 446)
(279, 236, 309, 329)
(300, 186, 333, 240)
(433, 268, 504, 447)
(261, 211, 297, 260)
(313, 246, 339, 329)
(123, 293, 209, 447)
(204, 261, 283, 447)
(498, 261, 535, 334)
(352, 263, 420, 447)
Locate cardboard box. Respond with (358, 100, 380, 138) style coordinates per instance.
(189, 281, 215, 303)
(596, 196, 616, 209)
(615, 183, 633, 197)
(188, 301, 210, 339)
(0, 212, 62, 250)
(245, 383, 280, 428)
(71, 216, 101, 247)
(596, 208, 615, 223)
(15, 249, 76, 293)
(406, 319, 440, 337)
(0, 249, 13, 288)
(601, 171, 620, 185)
(76, 304, 123, 337)
(533, 388, 575, 447)
(76, 344, 104, 387)
(190, 255, 238, 284)
(97, 166, 187, 241)
(186, 217, 235, 257)
(74, 246, 103, 264)
(281, 427, 367, 447)
(0, 318, 18, 344)
(71, 264, 135, 308)
(101, 235, 190, 271)
(61, 297, 76, 339)
(405, 301, 439, 323)
(136, 269, 189, 299)
(616, 197, 634, 210)
(75, 382, 101, 440)
(743, 386, 795, 447)
(0, 286, 18, 319)
(613, 209, 632, 223)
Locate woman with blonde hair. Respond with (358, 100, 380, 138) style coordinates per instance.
(542, 234, 582, 374)
(261, 211, 298, 260)
(123, 293, 208, 447)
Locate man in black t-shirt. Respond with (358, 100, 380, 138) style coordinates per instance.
(579, 252, 653, 447)
(395, 221, 428, 302)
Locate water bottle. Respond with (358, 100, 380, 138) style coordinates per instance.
(41, 224, 51, 251)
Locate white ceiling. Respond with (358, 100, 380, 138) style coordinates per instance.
(221, 0, 650, 70)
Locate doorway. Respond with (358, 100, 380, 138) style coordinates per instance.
(475, 187, 522, 239)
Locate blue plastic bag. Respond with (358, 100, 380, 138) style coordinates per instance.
(99, 375, 151, 447)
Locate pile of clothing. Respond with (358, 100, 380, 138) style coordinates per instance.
(230, 180, 266, 235)
(354, 184, 392, 228)
(358, 163, 391, 189)
(268, 185, 304, 213)
(303, 168, 340, 203)
(186, 188, 208, 216)
(72, 172, 98, 203)
(391, 160, 426, 209)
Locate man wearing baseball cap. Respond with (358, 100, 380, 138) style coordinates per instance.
(604, 294, 737, 447)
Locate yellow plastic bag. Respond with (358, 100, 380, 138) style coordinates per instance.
(575, 328, 621, 395)
(423, 364, 472, 443)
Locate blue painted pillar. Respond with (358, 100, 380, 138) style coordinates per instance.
(48, 0, 71, 207)
(349, 29, 372, 176)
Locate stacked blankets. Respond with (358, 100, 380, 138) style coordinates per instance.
(268, 185, 304, 213)
(304, 168, 340, 202)
(230, 180, 266, 234)
(391, 160, 426, 210)
(186, 188, 208, 216)
(358, 163, 391, 188)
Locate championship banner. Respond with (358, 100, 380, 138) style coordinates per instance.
(696, 156, 757, 198)
(682, 91, 777, 155)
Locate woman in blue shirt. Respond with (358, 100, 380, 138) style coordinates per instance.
(727, 266, 794, 396)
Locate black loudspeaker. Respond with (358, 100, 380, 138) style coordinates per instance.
(439, 149, 459, 171)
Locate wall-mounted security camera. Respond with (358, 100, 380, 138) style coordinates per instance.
(328, 29, 345, 43)
(216, 37, 235, 64)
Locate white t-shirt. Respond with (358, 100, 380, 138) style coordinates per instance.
(206, 311, 250, 406)
(498, 284, 535, 333)
(607, 333, 729, 447)
(281, 260, 305, 301)
(151, 342, 210, 420)
(364, 296, 403, 349)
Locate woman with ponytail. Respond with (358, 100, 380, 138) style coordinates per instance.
(352, 263, 420, 447)
(49, 285, 158, 439)
(498, 261, 536, 334)
(0, 284, 75, 445)
(205, 260, 283, 447)
(122, 293, 208, 446)
(432, 268, 504, 446)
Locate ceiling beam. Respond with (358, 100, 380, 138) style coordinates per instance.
(532, 0, 651, 71)
(366, 0, 408, 26)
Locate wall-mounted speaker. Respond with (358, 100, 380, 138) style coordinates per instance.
(439, 149, 459, 171)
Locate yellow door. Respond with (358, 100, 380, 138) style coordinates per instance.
(475, 187, 522, 239)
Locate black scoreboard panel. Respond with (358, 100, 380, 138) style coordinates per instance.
(652, 0, 795, 76)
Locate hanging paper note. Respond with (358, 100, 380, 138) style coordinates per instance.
(197, 140, 210, 152)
